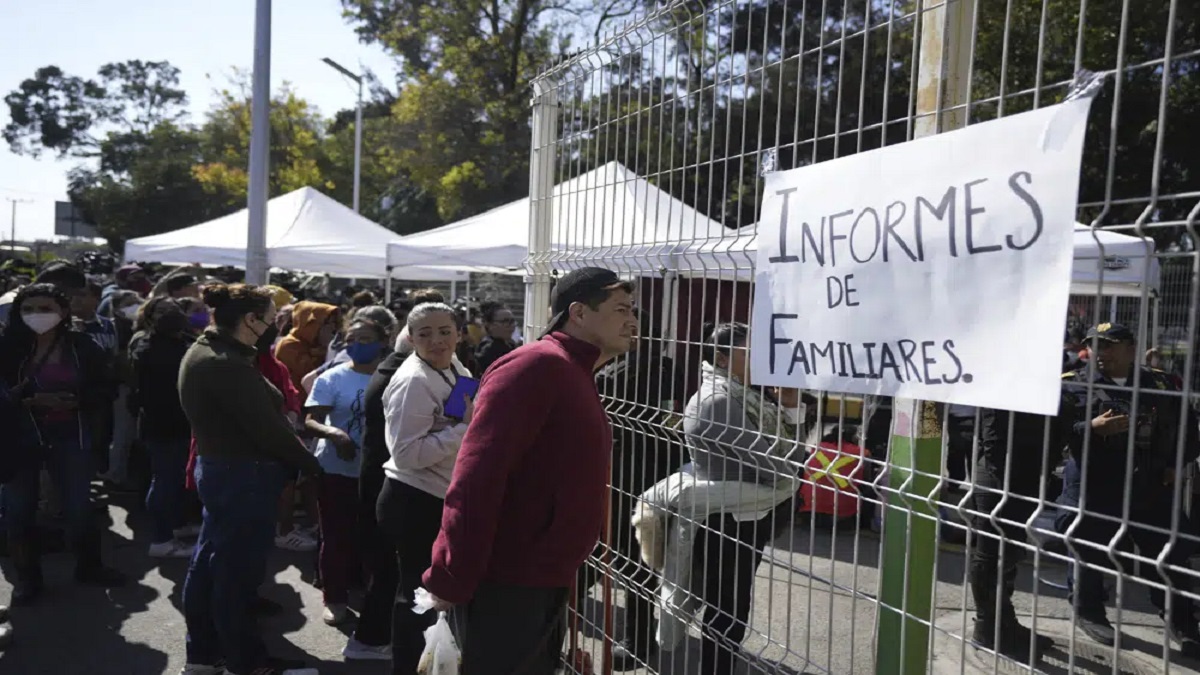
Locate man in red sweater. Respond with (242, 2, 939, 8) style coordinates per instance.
(423, 267, 637, 674)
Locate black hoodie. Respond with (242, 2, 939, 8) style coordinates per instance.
(130, 331, 193, 442)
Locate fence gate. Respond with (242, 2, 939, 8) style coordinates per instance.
(525, 1, 1200, 673)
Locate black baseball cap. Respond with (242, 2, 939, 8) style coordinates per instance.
(1086, 322, 1136, 343)
(541, 267, 628, 339)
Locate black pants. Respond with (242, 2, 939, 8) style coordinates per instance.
(1056, 485, 1197, 622)
(575, 480, 659, 654)
(693, 503, 790, 675)
(376, 478, 445, 674)
(451, 582, 568, 675)
(354, 470, 398, 648)
(946, 416, 975, 484)
(968, 458, 1039, 627)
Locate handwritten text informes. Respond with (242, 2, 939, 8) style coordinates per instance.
(750, 99, 1092, 415)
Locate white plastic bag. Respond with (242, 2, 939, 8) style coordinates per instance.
(414, 588, 460, 675)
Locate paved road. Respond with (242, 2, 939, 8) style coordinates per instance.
(2, 493, 1200, 674)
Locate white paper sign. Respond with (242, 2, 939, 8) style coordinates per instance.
(750, 99, 1092, 415)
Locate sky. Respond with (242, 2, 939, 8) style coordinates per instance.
(0, 0, 398, 242)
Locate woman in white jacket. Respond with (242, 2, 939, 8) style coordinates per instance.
(378, 302, 475, 673)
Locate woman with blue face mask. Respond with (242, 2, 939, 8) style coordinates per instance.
(303, 317, 389, 626)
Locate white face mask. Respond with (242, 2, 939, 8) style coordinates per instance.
(24, 312, 63, 335)
(781, 402, 806, 427)
(120, 304, 140, 320)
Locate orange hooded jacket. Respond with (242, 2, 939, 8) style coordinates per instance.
(274, 300, 340, 391)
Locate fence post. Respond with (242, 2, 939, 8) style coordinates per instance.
(875, 1, 973, 673)
(525, 76, 557, 336)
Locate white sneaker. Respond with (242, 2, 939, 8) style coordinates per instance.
(297, 525, 319, 540)
(149, 540, 196, 558)
(322, 603, 350, 626)
(342, 637, 392, 661)
(274, 530, 317, 552)
(173, 524, 202, 538)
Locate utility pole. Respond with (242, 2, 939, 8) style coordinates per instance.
(321, 57, 363, 212)
(6, 198, 32, 254)
(245, 0, 272, 285)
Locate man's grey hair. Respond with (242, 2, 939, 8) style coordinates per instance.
(407, 302, 458, 330)
(353, 305, 397, 331)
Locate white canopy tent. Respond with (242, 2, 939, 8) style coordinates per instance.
(675, 221, 1161, 296)
(386, 199, 530, 272)
(385, 161, 730, 276)
(124, 187, 461, 280)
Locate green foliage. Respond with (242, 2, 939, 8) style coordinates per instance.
(341, 0, 571, 220)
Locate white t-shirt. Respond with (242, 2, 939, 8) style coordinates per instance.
(381, 353, 471, 498)
(305, 363, 372, 478)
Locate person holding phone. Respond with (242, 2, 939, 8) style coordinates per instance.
(0, 283, 125, 605)
(378, 301, 475, 674)
(304, 317, 390, 627)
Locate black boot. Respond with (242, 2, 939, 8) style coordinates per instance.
(74, 535, 126, 587)
(1075, 609, 1116, 647)
(972, 615, 1054, 660)
(610, 591, 658, 671)
(9, 539, 44, 606)
(1166, 615, 1200, 659)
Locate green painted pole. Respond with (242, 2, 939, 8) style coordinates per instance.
(875, 2, 971, 671)
(875, 398, 943, 674)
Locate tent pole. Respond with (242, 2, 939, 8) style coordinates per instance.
(385, 266, 393, 304)
(451, 280, 458, 301)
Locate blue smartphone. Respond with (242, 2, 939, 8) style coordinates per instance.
(444, 376, 480, 419)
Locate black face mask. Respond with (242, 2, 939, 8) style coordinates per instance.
(255, 324, 280, 354)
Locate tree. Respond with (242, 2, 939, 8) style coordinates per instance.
(4, 60, 186, 158)
(341, 0, 573, 221)
(191, 76, 331, 209)
(67, 123, 223, 247)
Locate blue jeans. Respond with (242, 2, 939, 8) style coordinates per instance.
(145, 438, 191, 544)
(3, 419, 93, 550)
(183, 456, 287, 671)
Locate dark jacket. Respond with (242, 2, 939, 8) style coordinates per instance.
(475, 336, 517, 376)
(1059, 364, 1199, 508)
(130, 331, 193, 442)
(423, 332, 612, 604)
(0, 329, 115, 477)
(361, 348, 404, 502)
(596, 349, 687, 495)
(178, 328, 320, 474)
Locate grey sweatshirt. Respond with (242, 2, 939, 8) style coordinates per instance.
(381, 353, 470, 498)
(682, 376, 797, 486)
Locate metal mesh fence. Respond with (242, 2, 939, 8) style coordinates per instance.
(525, 1, 1199, 673)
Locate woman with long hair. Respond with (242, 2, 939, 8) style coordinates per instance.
(304, 317, 390, 626)
(178, 283, 323, 675)
(377, 302, 474, 673)
(129, 296, 197, 558)
(0, 283, 125, 604)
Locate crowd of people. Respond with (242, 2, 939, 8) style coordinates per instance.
(0, 256, 1198, 675)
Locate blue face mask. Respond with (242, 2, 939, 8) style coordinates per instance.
(346, 341, 383, 365)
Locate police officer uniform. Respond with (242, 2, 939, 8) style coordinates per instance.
(1055, 323, 1200, 653)
(968, 403, 1063, 659)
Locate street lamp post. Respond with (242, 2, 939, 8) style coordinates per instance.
(245, 0, 272, 285)
(322, 57, 363, 213)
